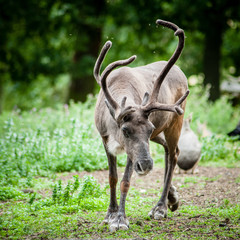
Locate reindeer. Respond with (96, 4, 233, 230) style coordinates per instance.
(94, 19, 189, 231)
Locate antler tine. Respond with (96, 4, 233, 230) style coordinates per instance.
(101, 55, 137, 112)
(94, 41, 137, 118)
(143, 89, 190, 116)
(93, 41, 112, 85)
(149, 19, 185, 103)
(175, 89, 190, 106)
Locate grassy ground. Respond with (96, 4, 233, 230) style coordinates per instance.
(0, 88, 240, 239)
(1, 166, 240, 239)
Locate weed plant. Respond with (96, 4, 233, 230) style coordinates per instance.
(50, 175, 106, 207)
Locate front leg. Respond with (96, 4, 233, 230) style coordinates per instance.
(102, 138, 119, 225)
(109, 157, 133, 232)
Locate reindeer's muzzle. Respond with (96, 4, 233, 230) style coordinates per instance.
(133, 142, 153, 176)
(134, 158, 153, 176)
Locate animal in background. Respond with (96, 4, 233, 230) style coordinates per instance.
(176, 114, 201, 174)
(228, 120, 240, 140)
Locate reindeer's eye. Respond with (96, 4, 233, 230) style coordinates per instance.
(122, 126, 131, 138)
(123, 114, 131, 122)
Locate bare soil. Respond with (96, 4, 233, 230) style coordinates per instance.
(58, 166, 240, 239)
(59, 166, 240, 208)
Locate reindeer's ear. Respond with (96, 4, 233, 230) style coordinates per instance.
(121, 96, 127, 108)
(141, 92, 149, 106)
(105, 99, 115, 120)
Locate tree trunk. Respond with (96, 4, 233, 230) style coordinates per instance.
(68, 25, 101, 102)
(203, 22, 223, 101)
(67, 0, 105, 103)
(0, 78, 2, 114)
(68, 26, 101, 103)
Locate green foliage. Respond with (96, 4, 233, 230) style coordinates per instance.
(0, 181, 239, 239)
(0, 176, 109, 239)
(0, 97, 109, 187)
(1, 0, 240, 110)
(0, 86, 239, 188)
(50, 175, 105, 207)
(0, 187, 25, 201)
(200, 135, 240, 166)
(3, 74, 70, 111)
(25, 175, 108, 215)
(78, 175, 102, 200)
(28, 192, 37, 206)
(186, 83, 240, 134)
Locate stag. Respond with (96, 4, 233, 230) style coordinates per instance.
(94, 19, 189, 231)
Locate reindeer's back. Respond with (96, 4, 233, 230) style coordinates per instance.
(135, 61, 188, 102)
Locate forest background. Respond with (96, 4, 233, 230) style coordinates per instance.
(1, 0, 240, 111)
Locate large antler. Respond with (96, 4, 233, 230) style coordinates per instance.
(93, 41, 136, 119)
(142, 19, 188, 115)
(150, 20, 185, 103)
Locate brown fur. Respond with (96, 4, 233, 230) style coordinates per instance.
(94, 20, 189, 231)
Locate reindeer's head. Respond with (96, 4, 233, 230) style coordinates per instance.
(94, 20, 189, 176)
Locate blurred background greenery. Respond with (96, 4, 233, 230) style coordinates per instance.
(1, 0, 240, 112)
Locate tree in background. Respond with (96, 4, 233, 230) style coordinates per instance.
(108, 0, 240, 101)
(64, 0, 105, 102)
(168, 0, 240, 101)
(0, 0, 71, 111)
(0, 0, 106, 110)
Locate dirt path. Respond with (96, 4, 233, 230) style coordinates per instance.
(56, 166, 240, 239)
(59, 166, 240, 207)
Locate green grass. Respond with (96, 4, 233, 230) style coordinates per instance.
(235, 176, 240, 183)
(1, 176, 239, 239)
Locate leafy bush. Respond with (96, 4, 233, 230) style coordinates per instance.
(3, 74, 70, 111)
(28, 175, 108, 212)
(186, 84, 240, 134)
(51, 175, 105, 207)
(200, 135, 240, 166)
(0, 97, 109, 187)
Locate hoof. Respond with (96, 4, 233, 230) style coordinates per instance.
(109, 214, 129, 232)
(100, 212, 118, 226)
(148, 205, 167, 220)
(153, 210, 166, 220)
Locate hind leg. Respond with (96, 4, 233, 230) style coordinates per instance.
(150, 119, 183, 219)
(151, 135, 179, 212)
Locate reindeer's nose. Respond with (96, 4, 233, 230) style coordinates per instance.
(135, 158, 153, 176)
